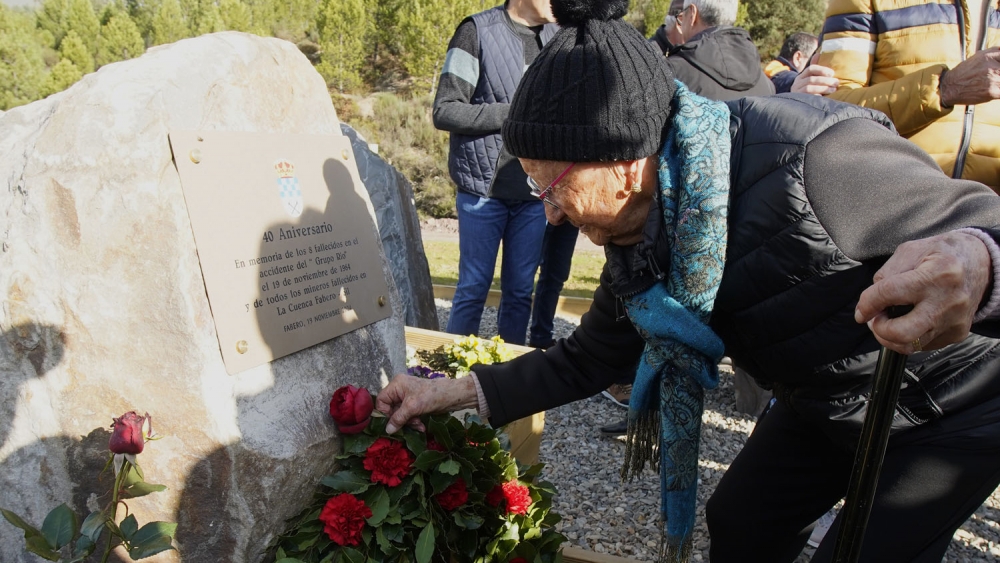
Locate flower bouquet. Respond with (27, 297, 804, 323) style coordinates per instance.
(269, 385, 565, 563)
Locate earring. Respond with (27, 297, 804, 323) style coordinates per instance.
(630, 183, 642, 194)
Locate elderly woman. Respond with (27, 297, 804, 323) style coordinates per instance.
(378, 1, 1000, 561)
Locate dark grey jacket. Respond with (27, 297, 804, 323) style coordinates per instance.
(476, 95, 1000, 441)
(665, 26, 774, 101)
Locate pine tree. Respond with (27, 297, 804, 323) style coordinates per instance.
(96, 14, 146, 66)
(316, 0, 367, 92)
(60, 29, 94, 73)
(150, 0, 189, 45)
(37, 0, 71, 47)
(0, 6, 48, 109)
(219, 0, 251, 32)
(245, 0, 277, 36)
(41, 58, 83, 97)
(64, 0, 101, 55)
(195, 1, 226, 34)
(399, 0, 476, 93)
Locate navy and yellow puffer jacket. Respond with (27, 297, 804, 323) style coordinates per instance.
(818, 0, 1000, 191)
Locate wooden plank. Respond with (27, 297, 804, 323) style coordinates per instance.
(404, 325, 535, 357)
(431, 285, 593, 320)
(561, 546, 643, 563)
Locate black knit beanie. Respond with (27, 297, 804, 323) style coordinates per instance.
(502, 0, 677, 162)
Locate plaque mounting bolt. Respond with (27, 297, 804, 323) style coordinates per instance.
(190, 149, 202, 164)
(236, 340, 248, 354)
(342, 149, 350, 160)
(378, 296, 386, 307)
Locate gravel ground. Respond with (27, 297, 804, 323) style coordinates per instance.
(434, 299, 1000, 562)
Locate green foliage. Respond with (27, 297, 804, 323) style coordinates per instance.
(1, 460, 176, 562)
(218, 0, 251, 32)
(348, 92, 455, 218)
(270, 409, 565, 563)
(60, 29, 94, 72)
(65, 0, 100, 54)
(42, 59, 83, 96)
(316, 0, 368, 92)
(743, 0, 826, 60)
(97, 13, 145, 66)
(627, 0, 669, 37)
(0, 6, 48, 110)
(150, 0, 189, 45)
(194, 1, 225, 35)
(398, 0, 476, 93)
(37, 0, 70, 46)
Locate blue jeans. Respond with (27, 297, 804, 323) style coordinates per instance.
(446, 191, 546, 345)
(528, 221, 579, 347)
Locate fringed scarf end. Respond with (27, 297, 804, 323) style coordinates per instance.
(620, 411, 660, 481)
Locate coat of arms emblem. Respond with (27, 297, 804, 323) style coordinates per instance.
(274, 159, 303, 218)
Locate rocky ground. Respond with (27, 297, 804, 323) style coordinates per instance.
(432, 299, 1000, 562)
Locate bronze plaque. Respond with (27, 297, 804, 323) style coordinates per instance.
(169, 131, 392, 374)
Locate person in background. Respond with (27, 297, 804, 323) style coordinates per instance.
(656, 0, 774, 100)
(527, 221, 579, 349)
(376, 1, 1000, 561)
(764, 32, 818, 93)
(818, 0, 1000, 191)
(433, 0, 559, 345)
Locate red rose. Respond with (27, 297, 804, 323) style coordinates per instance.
(330, 385, 374, 434)
(427, 439, 446, 452)
(319, 493, 372, 546)
(485, 485, 504, 508)
(435, 478, 468, 511)
(363, 437, 414, 487)
(510, 558, 529, 563)
(109, 411, 149, 455)
(502, 481, 532, 515)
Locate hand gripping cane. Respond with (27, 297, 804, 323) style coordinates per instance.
(831, 305, 914, 563)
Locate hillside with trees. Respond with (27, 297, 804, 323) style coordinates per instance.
(0, 0, 826, 216)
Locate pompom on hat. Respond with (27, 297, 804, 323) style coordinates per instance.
(502, 0, 677, 162)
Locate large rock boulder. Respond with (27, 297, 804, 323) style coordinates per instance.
(0, 32, 406, 562)
(342, 124, 438, 330)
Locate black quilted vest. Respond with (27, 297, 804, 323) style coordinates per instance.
(447, 7, 557, 197)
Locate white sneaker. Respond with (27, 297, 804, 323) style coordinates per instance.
(807, 508, 838, 548)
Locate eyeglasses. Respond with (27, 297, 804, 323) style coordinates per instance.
(668, 3, 690, 17)
(527, 162, 575, 209)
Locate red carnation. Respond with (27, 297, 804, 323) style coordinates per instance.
(330, 385, 374, 434)
(435, 478, 469, 511)
(485, 484, 505, 508)
(427, 439, 446, 452)
(319, 493, 372, 546)
(502, 481, 532, 515)
(363, 437, 414, 487)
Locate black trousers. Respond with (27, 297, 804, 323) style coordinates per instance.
(706, 394, 1000, 562)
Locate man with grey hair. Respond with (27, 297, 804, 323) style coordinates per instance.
(649, 0, 773, 100)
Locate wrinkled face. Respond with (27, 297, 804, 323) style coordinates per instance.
(520, 158, 654, 247)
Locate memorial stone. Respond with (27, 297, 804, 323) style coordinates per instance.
(0, 32, 405, 562)
(341, 123, 439, 330)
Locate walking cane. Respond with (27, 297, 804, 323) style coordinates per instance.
(831, 305, 913, 563)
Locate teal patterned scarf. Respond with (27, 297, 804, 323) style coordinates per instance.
(621, 82, 730, 562)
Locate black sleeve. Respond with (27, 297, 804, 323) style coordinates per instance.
(804, 117, 1000, 261)
(473, 265, 646, 427)
(431, 19, 510, 136)
(805, 117, 1000, 336)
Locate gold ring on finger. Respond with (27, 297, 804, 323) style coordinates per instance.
(911, 337, 922, 352)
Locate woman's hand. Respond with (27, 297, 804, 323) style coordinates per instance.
(855, 232, 993, 354)
(376, 374, 479, 433)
